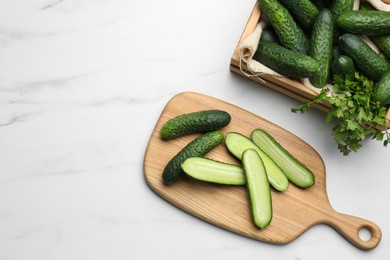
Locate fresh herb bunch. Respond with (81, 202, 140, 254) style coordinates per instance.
(292, 72, 390, 155)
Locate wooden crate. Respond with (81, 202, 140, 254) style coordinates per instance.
(230, 2, 390, 130)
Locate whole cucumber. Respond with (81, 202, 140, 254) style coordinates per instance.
(339, 33, 390, 81)
(331, 55, 355, 80)
(374, 71, 390, 105)
(254, 41, 320, 78)
(257, 0, 309, 54)
(330, 0, 354, 42)
(309, 9, 334, 88)
(337, 10, 390, 36)
(162, 131, 224, 185)
(372, 36, 390, 60)
(160, 110, 231, 140)
(278, 0, 319, 31)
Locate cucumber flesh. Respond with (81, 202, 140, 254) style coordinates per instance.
(181, 157, 245, 185)
(225, 132, 288, 191)
(251, 129, 315, 188)
(242, 149, 272, 229)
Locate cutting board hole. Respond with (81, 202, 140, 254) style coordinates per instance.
(359, 227, 372, 241)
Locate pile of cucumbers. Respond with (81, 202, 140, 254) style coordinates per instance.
(160, 110, 315, 229)
(253, 0, 390, 103)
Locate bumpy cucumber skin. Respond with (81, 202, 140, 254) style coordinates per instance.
(374, 71, 390, 106)
(162, 131, 224, 185)
(372, 36, 390, 60)
(242, 149, 272, 229)
(311, 0, 331, 10)
(257, 0, 309, 54)
(160, 110, 231, 140)
(337, 10, 390, 36)
(181, 157, 245, 185)
(251, 129, 315, 189)
(330, 0, 354, 16)
(339, 33, 390, 81)
(278, 0, 319, 31)
(309, 9, 334, 88)
(331, 55, 355, 80)
(225, 132, 289, 192)
(254, 41, 320, 78)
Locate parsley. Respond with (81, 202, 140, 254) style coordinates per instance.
(292, 72, 390, 155)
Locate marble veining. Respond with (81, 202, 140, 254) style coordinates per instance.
(0, 0, 389, 259)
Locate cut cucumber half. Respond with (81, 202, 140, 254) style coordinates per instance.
(251, 129, 315, 188)
(225, 132, 289, 191)
(242, 149, 272, 229)
(181, 157, 245, 185)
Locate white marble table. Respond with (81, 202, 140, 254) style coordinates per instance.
(0, 0, 389, 259)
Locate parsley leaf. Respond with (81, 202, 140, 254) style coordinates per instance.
(292, 72, 390, 155)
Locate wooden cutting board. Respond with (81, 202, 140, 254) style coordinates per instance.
(143, 92, 381, 250)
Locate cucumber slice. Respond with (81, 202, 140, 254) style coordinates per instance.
(242, 149, 272, 229)
(181, 157, 245, 185)
(251, 129, 315, 189)
(225, 132, 289, 192)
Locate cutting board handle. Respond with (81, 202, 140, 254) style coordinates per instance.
(323, 210, 382, 250)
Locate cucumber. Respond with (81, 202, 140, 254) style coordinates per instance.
(257, 0, 309, 54)
(372, 36, 390, 59)
(374, 70, 390, 106)
(309, 9, 334, 88)
(278, 0, 319, 31)
(331, 55, 356, 80)
(254, 41, 320, 78)
(338, 33, 390, 81)
(260, 26, 279, 43)
(251, 129, 315, 189)
(330, 0, 354, 43)
(337, 10, 390, 36)
(225, 132, 289, 191)
(162, 131, 224, 185)
(330, 0, 354, 15)
(181, 157, 245, 185)
(160, 110, 231, 140)
(242, 149, 272, 229)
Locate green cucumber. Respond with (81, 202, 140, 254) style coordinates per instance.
(225, 132, 288, 192)
(337, 10, 390, 36)
(260, 26, 279, 43)
(181, 157, 245, 185)
(330, 0, 354, 16)
(160, 110, 231, 140)
(162, 131, 224, 185)
(254, 41, 320, 78)
(251, 129, 315, 188)
(257, 0, 309, 54)
(338, 33, 390, 81)
(278, 0, 319, 31)
(330, 0, 354, 43)
(242, 149, 272, 229)
(372, 36, 390, 60)
(309, 8, 334, 88)
(331, 55, 355, 80)
(374, 70, 390, 105)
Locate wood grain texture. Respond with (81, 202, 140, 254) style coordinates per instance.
(143, 92, 382, 250)
(230, 2, 390, 130)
